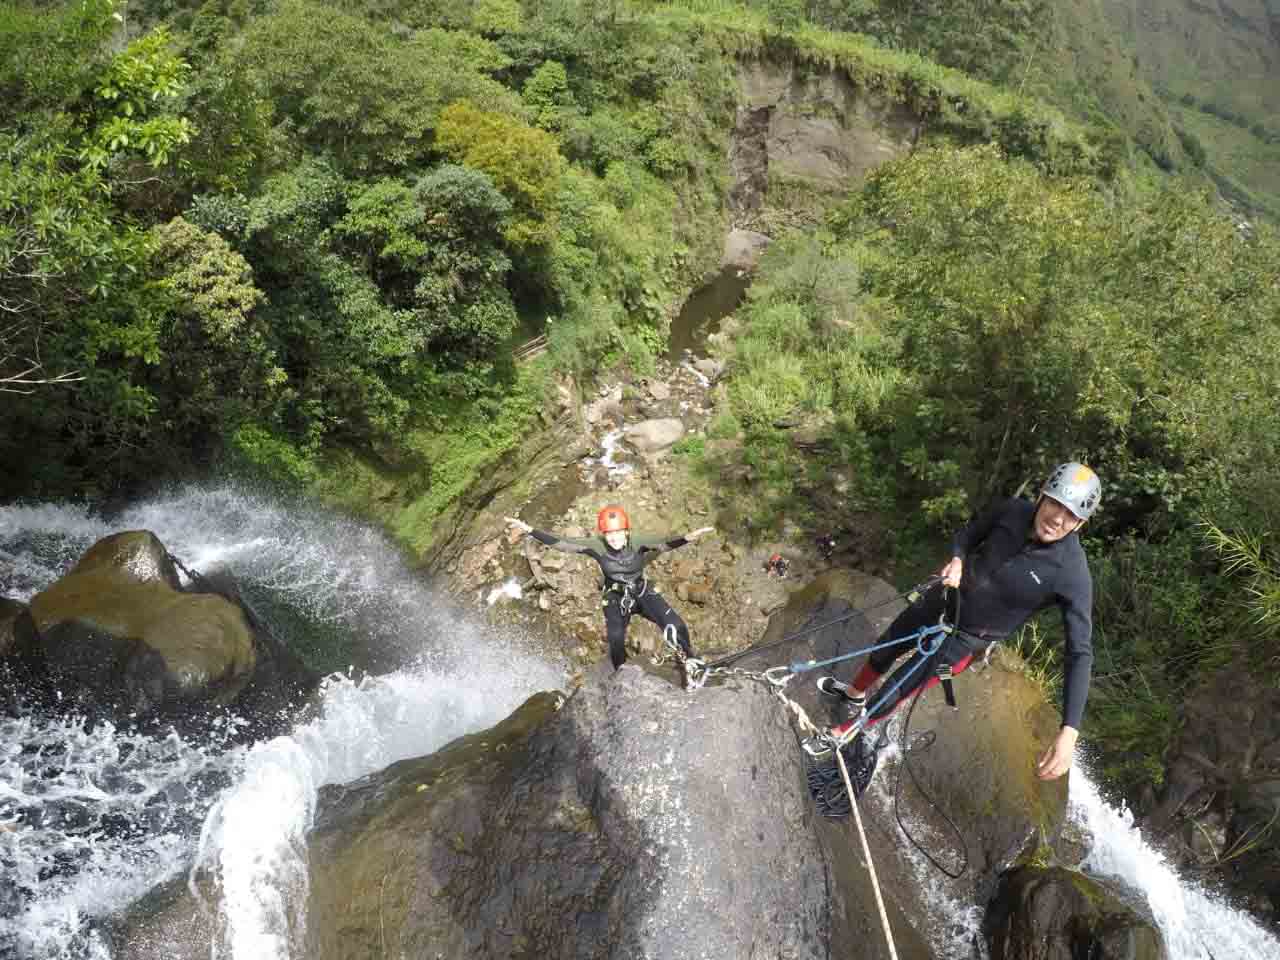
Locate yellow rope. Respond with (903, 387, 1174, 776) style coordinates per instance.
(836, 746, 899, 960)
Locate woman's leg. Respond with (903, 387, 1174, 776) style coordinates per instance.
(603, 593, 630, 668)
(635, 589, 692, 656)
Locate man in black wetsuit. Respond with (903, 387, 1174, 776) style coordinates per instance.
(817, 462, 1100, 780)
(505, 505, 714, 671)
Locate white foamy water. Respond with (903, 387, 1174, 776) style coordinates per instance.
(486, 577, 523, 605)
(0, 715, 246, 959)
(1069, 769, 1280, 960)
(0, 485, 565, 959)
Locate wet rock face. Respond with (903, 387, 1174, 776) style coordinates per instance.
(305, 671, 831, 960)
(986, 867, 1165, 960)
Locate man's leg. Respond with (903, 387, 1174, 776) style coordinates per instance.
(603, 593, 630, 668)
(839, 585, 950, 696)
(635, 589, 692, 656)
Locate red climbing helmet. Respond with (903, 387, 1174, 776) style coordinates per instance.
(597, 505, 631, 533)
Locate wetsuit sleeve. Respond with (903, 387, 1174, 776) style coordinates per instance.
(529, 530, 598, 556)
(1058, 572, 1094, 730)
(950, 499, 1010, 559)
(632, 533, 689, 556)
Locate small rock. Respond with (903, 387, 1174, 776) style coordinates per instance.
(686, 584, 712, 605)
(538, 591, 552, 611)
(648, 380, 672, 401)
(694, 358, 724, 380)
(624, 418, 685, 454)
(540, 552, 566, 572)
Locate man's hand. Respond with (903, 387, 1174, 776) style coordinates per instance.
(1036, 726, 1079, 780)
(505, 517, 533, 535)
(686, 526, 715, 541)
(939, 556, 963, 588)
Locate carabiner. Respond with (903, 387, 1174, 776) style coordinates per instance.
(763, 665, 792, 689)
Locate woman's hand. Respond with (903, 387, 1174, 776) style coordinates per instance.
(939, 556, 963, 588)
(686, 526, 715, 541)
(1036, 726, 1079, 780)
(505, 517, 533, 535)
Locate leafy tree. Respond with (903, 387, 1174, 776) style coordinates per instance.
(436, 101, 565, 248)
(524, 60, 573, 130)
(234, 2, 521, 172)
(334, 165, 518, 366)
(473, 0, 522, 35)
(145, 216, 282, 440)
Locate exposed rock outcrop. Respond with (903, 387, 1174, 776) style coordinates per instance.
(730, 59, 922, 228)
(304, 671, 838, 960)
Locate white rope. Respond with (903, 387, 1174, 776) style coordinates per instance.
(836, 746, 899, 960)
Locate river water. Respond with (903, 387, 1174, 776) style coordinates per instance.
(2, 485, 1277, 959)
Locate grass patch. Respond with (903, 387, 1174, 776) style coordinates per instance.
(1170, 104, 1280, 221)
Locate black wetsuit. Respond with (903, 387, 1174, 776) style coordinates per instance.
(860, 498, 1094, 728)
(530, 530, 692, 668)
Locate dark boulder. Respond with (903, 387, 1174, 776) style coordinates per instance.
(986, 866, 1165, 960)
(1145, 658, 1280, 920)
(303, 667, 851, 960)
(1, 596, 48, 711)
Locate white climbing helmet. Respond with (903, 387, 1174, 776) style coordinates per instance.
(1041, 462, 1101, 520)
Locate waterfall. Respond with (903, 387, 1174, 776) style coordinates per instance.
(1069, 767, 1280, 959)
(0, 484, 564, 959)
(868, 746, 1279, 960)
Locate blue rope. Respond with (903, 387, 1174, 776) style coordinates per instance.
(785, 620, 951, 676)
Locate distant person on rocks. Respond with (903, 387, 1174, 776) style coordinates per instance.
(817, 462, 1101, 781)
(506, 506, 714, 674)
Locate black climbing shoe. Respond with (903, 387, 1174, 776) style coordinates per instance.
(818, 676, 866, 710)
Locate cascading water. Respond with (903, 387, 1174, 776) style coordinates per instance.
(877, 734, 1280, 959)
(1069, 767, 1279, 959)
(0, 484, 564, 959)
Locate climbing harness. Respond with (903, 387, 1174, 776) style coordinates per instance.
(603, 576, 647, 617)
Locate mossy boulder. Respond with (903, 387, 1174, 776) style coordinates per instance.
(986, 866, 1165, 960)
(27, 531, 257, 717)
